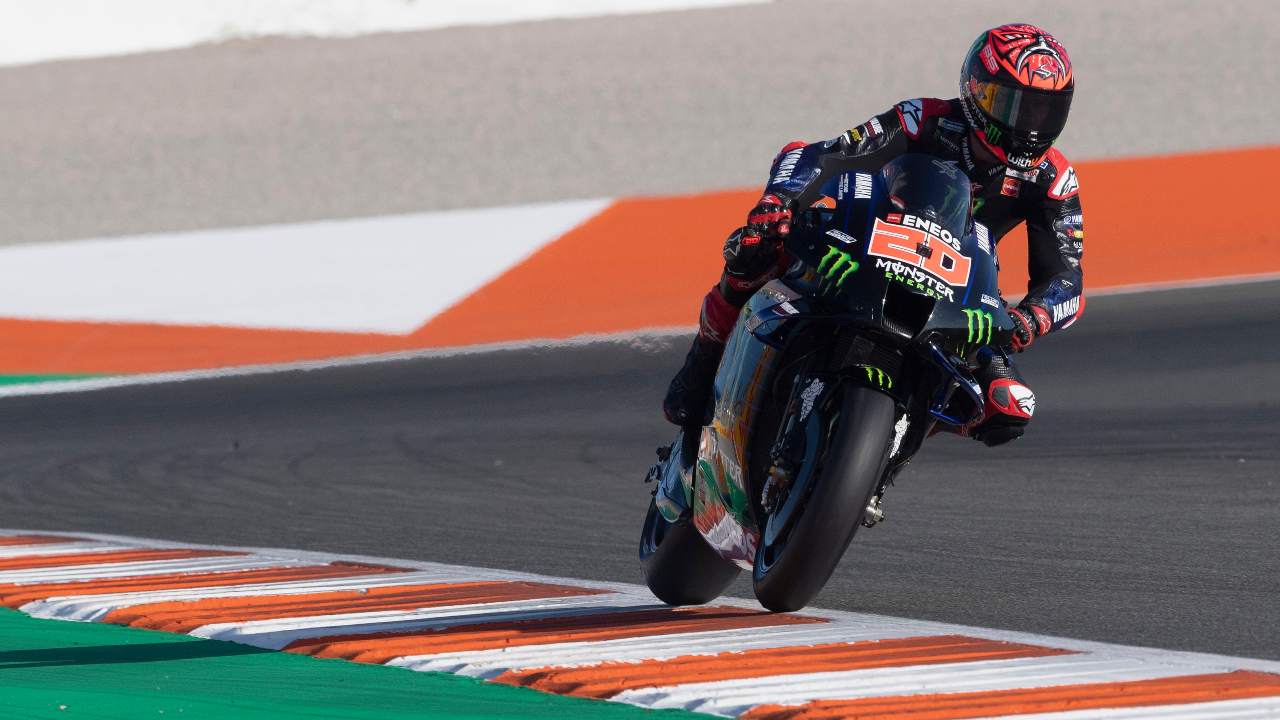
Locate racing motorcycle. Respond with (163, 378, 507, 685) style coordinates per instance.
(639, 153, 1017, 612)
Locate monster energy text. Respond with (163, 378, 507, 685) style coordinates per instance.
(873, 258, 955, 302)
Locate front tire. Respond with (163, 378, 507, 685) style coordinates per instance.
(752, 386, 895, 612)
(640, 497, 740, 605)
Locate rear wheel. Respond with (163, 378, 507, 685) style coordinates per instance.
(752, 385, 895, 612)
(640, 497, 740, 606)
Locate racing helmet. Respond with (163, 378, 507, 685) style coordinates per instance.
(960, 23, 1073, 170)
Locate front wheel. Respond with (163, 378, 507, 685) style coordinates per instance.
(640, 497, 740, 605)
(752, 385, 895, 612)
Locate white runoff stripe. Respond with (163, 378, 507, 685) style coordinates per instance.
(622, 656, 1221, 716)
(3, 528, 1278, 720)
(0, 556, 311, 585)
(0, 1, 770, 67)
(1002, 697, 1280, 719)
(0, 541, 136, 559)
(22, 569, 461, 621)
(390, 622, 925, 677)
(197, 596, 654, 650)
(0, 199, 609, 334)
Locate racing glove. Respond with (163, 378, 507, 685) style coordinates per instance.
(1008, 304, 1052, 352)
(746, 193, 793, 239)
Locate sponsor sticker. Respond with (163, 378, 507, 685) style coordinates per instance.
(975, 222, 991, 254)
(867, 217, 972, 294)
(939, 118, 967, 134)
(837, 173, 850, 199)
(868, 116, 884, 136)
(1006, 167, 1040, 182)
(825, 228, 857, 245)
(770, 147, 804, 185)
(1001, 176, 1022, 197)
(1051, 295, 1081, 323)
(854, 172, 873, 199)
(981, 293, 1000, 308)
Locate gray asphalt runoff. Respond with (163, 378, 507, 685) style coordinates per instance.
(2, 0, 1278, 245)
(1, 280, 1277, 659)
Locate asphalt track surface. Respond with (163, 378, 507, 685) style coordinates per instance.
(3, 0, 1278, 245)
(1, 280, 1277, 659)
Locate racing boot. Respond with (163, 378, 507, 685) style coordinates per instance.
(662, 335, 724, 426)
(662, 286, 740, 426)
(969, 349, 1035, 446)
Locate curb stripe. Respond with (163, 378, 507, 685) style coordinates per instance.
(740, 670, 1280, 720)
(3, 530, 1277, 720)
(0, 534, 88, 547)
(0, 541, 136, 558)
(286, 606, 827, 664)
(0, 557, 307, 585)
(0, 562, 405, 608)
(106, 581, 608, 633)
(494, 635, 1076, 699)
(0, 547, 244, 571)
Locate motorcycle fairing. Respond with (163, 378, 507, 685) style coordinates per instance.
(692, 281, 807, 567)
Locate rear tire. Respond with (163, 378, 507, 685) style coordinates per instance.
(752, 386, 895, 612)
(640, 497, 740, 606)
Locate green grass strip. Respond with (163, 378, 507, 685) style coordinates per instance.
(0, 609, 709, 719)
(0, 374, 106, 386)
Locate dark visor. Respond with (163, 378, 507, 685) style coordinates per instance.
(970, 79, 1072, 139)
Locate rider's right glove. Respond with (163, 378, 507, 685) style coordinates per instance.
(746, 193, 793, 239)
(1008, 304, 1052, 352)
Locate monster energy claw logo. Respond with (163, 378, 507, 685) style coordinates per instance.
(817, 247, 859, 289)
(962, 308, 994, 346)
(857, 365, 893, 390)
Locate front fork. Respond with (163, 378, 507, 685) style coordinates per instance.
(760, 364, 928, 530)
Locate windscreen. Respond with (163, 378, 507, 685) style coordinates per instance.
(877, 154, 973, 242)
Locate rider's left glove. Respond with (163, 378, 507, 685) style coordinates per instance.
(1008, 304, 1052, 352)
(746, 193, 793, 239)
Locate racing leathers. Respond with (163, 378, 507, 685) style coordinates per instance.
(664, 97, 1085, 444)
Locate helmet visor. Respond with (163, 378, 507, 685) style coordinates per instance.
(969, 79, 1072, 141)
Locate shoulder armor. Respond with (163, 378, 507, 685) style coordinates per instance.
(894, 97, 953, 139)
(1038, 148, 1080, 200)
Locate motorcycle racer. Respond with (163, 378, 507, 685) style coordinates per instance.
(664, 23, 1084, 446)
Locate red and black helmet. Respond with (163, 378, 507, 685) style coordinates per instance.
(960, 23, 1074, 170)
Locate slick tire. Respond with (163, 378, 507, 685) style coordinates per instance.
(639, 497, 740, 606)
(752, 386, 895, 612)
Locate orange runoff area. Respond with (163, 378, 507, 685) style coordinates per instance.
(495, 634, 1074, 699)
(742, 670, 1280, 720)
(3, 147, 1277, 376)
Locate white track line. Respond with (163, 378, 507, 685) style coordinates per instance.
(0, 327, 692, 399)
(4, 269, 1277, 401)
(3, 529, 1277, 720)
